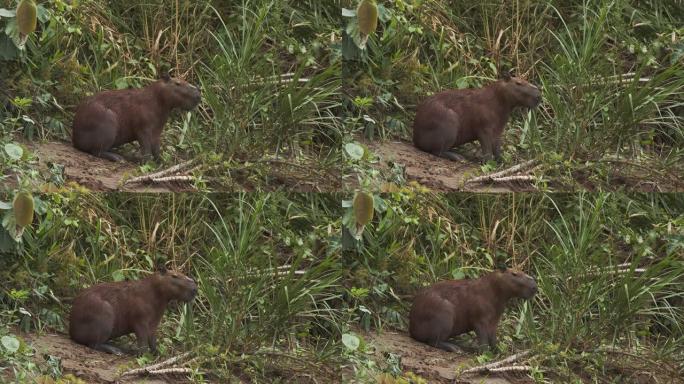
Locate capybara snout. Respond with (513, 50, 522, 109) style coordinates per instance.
(501, 75, 542, 108)
(409, 267, 537, 353)
(69, 266, 197, 356)
(158, 74, 202, 111)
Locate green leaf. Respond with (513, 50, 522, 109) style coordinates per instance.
(1, 335, 20, 353)
(344, 142, 365, 160)
(341, 333, 360, 351)
(4, 143, 23, 160)
(0, 8, 16, 18)
(112, 270, 125, 282)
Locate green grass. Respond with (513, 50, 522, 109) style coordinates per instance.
(340, 191, 684, 382)
(0, 192, 344, 382)
(343, 0, 684, 189)
(0, 0, 342, 190)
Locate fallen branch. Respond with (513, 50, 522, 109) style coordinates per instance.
(466, 160, 538, 184)
(491, 175, 537, 183)
(150, 175, 195, 184)
(146, 367, 198, 375)
(122, 352, 192, 376)
(462, 350, 533, 374)
(124, 160, 195, 185)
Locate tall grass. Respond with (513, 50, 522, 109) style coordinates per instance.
(0, 192, 344, 381)
(342, 192, 684, 380)
(345, 0, 684, 163)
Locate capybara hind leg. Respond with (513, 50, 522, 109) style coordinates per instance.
(95, 151, 125, 162)
(434, 340, 462, 352)
(91, 342, 125, 356)
(435, 150, 465, 162)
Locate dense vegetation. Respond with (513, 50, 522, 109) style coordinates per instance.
(343, 0, 684, 190)
(0, 0, 342, 191)
(1, 191, 681, 382)
(341, 192, 684, 382)
(0, 192, 343, 382)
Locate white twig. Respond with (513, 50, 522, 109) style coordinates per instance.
(466, 160, 537, 184)
(122, 352, 192, 376)
(125, 160, 195, 185)
(151, 175, 195, 183)
(491, 175, 537, 183)
(147, 367, 198, 375)
(462, 350, 532, 374)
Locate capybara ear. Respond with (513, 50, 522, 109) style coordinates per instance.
(501, 71, 512, 81)
(495, 261, 508, 271)
(160, 71, 171, 82)
(155, 263, 168, 275)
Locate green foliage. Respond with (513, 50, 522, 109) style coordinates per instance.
(343, 0, 684, 186)
(340, 192, 684, 381)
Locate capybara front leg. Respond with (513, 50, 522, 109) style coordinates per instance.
(138, 137, 154, 163)
(148, 332, 159, 356)
(479, 138, 494, 164)
(492, 137, 503, 163)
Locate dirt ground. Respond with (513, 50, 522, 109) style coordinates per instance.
(18, 331, 184, 383)
(364, 139, 534, 193)
(361, 329, 534, 384)
(362, 138, 683, 192)
(12, 140, 340, 192)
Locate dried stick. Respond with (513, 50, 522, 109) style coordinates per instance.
(124, 160, 195, 185)
(466, 160, 537, 184)
(462, 350, 532, 374)
(491, 175, 537, 183)
(122, 352, 192, 376)
(150, 175, 195, 183)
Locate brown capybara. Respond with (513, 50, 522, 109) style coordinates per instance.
(69, 266, 198, 355)
(412, 72, 542, 163)
(409, 267, 537, 352)
(71, 72, 201, 162)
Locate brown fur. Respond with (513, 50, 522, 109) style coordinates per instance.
(409, 268, 537, 352)
(71, 73, 201, 162)
(412, 73, 542, 163)
(69, 267, 197, 355)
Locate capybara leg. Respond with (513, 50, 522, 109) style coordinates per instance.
(492, 137, 503, 163)
(91, 342, 125, 356)
(435, 150, 465, 162)
(150, 137, 161, 161)
(475, 325, 498, 352)
(138, 139, 153, 163)
(478, 138, 494, 163)
(96, 151, 125, 162)
(434, 340, 462, 352)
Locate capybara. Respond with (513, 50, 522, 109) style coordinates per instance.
(413, 72, 542, 163)
(69, 266, 198, 355)
(72, 72, 201, 162)
(409, 267, 537, 352)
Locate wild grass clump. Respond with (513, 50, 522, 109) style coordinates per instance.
(1, 0, 342, 189)
(340, 191, 684, 381)
(0, 192, 344, 382)
(344, 0, 684, 169)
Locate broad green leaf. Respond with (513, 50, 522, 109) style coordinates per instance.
(341, 333, 360, 351)
(1, 335, 20, 353)
(4, 143, 23, 160)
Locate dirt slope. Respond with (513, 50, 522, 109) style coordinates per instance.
(364, 139, 534, 192)
(362, 330, 533, 384)
(20, 331, 179, 383)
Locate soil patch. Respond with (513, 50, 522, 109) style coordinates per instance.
(20, 331, 181, 383)
(361, 329, 533, 384)
(364, 139, 534, 192)
(24, 140, 180, 192)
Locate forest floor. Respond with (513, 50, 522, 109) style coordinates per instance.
(10, 139, 340, 192)
(359, 329, 533, 384)
(361, 138, 683, 192)
(16, 331, 182, 383)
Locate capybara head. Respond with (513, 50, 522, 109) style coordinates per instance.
(493, 267, 538, 299)
(152, 265, 198, 302)
(499, 72, 542, 108)
(155, 72, 202, 111)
